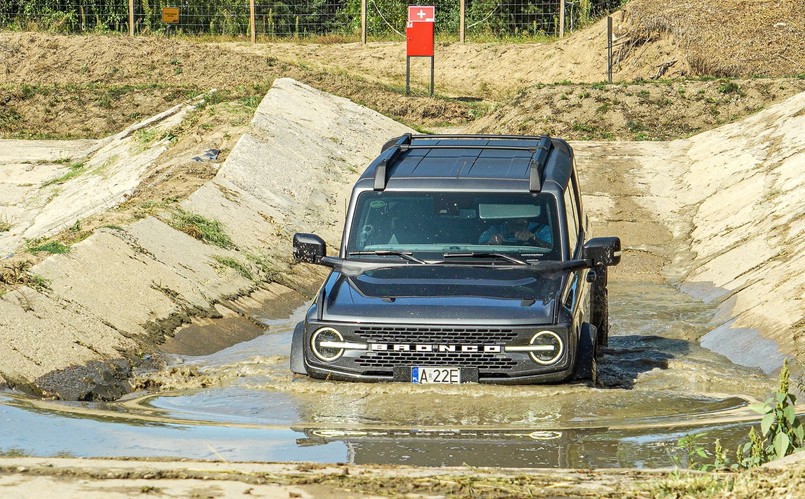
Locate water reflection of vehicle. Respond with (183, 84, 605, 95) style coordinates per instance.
(291, 423, 750, 468)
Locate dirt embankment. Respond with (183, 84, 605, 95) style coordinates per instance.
(0, 78, 411, 399)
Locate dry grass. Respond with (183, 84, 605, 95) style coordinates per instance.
(618, 0, 805, 77)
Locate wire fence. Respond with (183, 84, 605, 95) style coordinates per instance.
(0, 1, 625, 39)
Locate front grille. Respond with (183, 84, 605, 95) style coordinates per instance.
(355, 351, 517, 369)
(355, 326, 518, 344)
(353, 326, 519, 370)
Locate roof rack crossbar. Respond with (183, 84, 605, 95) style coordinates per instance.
(374, 133, 412, 190)
(529, 136, 553, 192)
(408, 134, 549, 141)
(399, 144, 538, 152)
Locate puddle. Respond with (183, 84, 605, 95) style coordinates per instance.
(0, 281, 789, 468)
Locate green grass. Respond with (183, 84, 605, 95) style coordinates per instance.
(211, 255, 253, 280)
(42, 161, 86, 187)
(27, 241, 70, 254)
(170, 209, 234, 249)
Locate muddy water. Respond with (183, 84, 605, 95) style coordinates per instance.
(0, 281, 788, 468)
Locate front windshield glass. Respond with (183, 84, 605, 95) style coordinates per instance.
(346, 191, 560, 260)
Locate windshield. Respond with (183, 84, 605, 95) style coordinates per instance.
(346, 191, 560, 260)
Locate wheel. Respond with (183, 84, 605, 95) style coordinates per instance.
(591, 266, 609, 350)
(573, 323, 597, 382)
(289, 322, 307, 375)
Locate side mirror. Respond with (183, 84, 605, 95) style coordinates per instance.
(583, 236, 621, 267)
(293, 233, 327, 264)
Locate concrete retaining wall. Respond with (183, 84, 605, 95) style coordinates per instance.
(0, 78, 412, 399)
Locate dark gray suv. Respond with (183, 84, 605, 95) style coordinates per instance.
(291, 134, 620, 384)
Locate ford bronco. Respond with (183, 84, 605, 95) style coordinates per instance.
(291, 134, 620, 384)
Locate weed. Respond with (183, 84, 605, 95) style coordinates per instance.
(637, 89, 650, 99)
(0, 448, 30, 457)
(591, 81, 607, 91)
(42, 161, 86, 187)
(0, 217, 11, 233)
(0, 261, 50, 291)
(740, 360, 804, 464)
(246, 253, 279, 281)
(673, 359, 804, 470)
(170, 209, 234, 249)
(69, 219, 81, 233)
(27, 241, 70, 254)
(211, 255, 252, 280)
(673, 432, 713, 471)
(718, 81, 741, 94)
(626, 120, 646, 132)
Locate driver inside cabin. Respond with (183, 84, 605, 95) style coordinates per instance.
(479, 218, 552, 247)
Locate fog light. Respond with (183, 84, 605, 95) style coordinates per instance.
(528, 331, 563, 365)
(311, 327, 344, 362)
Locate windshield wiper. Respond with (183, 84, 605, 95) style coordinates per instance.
(348, 250, 427, 264)
(442, 252, 527, 265)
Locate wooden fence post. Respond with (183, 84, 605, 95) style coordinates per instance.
(460, 0, 465, 43)
(129, 0, 134, 36)
(559, 0, 565, 38)
(607, 16, 613, 82)
(361, 0, 367, 44)
(250, 0, 256, 44)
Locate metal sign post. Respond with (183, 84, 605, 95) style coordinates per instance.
(405, 6, 435, 97)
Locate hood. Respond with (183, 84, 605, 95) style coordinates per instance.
(319, 265, 562, 325)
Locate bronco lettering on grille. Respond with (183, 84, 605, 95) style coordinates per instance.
(370, 343, 502, 353)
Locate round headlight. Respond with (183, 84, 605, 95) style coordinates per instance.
(310, 327, 344, 362)
(529, 330, 564, 365)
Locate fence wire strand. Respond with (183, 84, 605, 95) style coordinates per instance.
(0, 1, 625, 39)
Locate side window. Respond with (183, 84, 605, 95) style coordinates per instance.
(564, 181, 580, 257)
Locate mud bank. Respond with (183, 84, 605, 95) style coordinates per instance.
(628, 91, 805, 373)
(0, 78, 411, 399)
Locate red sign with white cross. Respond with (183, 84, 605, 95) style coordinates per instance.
(408, 6, 435, 23)
(406, 6, 435, 57)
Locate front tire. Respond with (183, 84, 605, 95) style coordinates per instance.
(290, 322, 307, 375)
(591, 266, 609, 351)
(573, 323, 597, 383)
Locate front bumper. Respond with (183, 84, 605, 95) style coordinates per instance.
(302, 322, 575, 384)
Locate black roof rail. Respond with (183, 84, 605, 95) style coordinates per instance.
(529, 136, 553, 192)
(374, 133, 412, 190)
(406, 134, 549, 141)
(373, 134, 554, 192)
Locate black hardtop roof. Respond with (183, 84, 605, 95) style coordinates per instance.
(360, 134, 573, 192)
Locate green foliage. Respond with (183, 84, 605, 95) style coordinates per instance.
(673, 432, 713, 471)
(0, 260, 50, 291)
(211, 255, 252, 280)
(1, 1, 625, 38)
(27, 240, 70, 254)
(170, 209, 234, 249)
(742, 360, 804, 464)
(718, 80, 742, 95)
(674, 360, 804, 471)
(42, 161, 85, 187)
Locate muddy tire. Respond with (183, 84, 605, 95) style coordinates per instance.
(290, 322, 307, 375)
(591, 266, 609, 350)
(573, 323, 597, 382)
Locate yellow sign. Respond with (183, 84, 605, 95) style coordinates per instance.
(162, 7, 180, 24)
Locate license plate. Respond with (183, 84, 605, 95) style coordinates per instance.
(411, 366, 461, 384)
